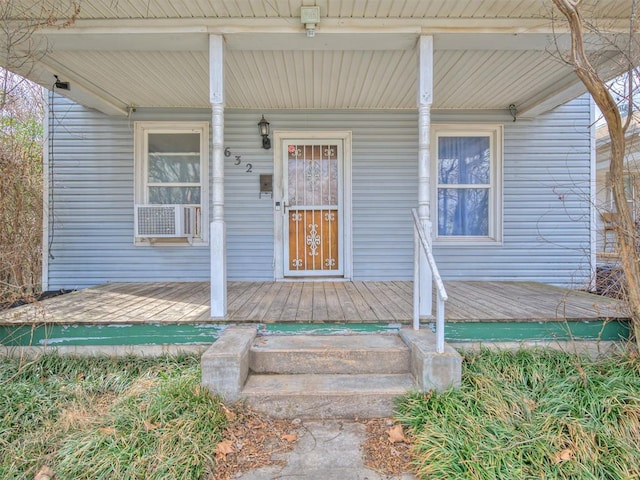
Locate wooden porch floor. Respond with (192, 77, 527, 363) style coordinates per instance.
(0, 281, 627, 326)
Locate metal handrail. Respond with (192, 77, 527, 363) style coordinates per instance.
(412, 208, 447, 353)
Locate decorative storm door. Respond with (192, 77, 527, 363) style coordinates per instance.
(284, 141, 343, 276)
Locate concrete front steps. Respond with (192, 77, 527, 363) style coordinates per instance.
(202, 326, 462, 419)
(245, 334, 413, 418)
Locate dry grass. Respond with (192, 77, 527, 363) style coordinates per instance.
(4, 350, 639, 479)
(398, 348, 640, 479)
(0, 354, 228, 480)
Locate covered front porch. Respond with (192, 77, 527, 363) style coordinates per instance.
(19, 3, 632, 323)
(0, 280, 627, 326)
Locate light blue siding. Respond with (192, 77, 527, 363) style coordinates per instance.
(46, 96, 592, 290)
(435, 96, 592, 287)
(223, 110, 420, 280)
(46, 102, 211, 290)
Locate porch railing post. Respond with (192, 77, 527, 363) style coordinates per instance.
(412, 209, 448, 353)
(210, 34, 227, 318)
(436, 293, 445, 353)
(418, 35, 433, 316)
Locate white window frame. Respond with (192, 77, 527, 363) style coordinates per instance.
(431, 124, 503, 244)
(134, 121, 209, 246)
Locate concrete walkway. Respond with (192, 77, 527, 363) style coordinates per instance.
(237, 420, 416, 480)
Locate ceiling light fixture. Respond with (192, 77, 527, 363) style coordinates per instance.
(301, 6, 320, 38)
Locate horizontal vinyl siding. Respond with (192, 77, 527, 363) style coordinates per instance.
(433, 96, 593, 287)
(352, 123, 417, 278)
(47, 97, 592, 290)
(224, 110, 418, 280)
(47, 99, 212, 290)
(223, 111, 274, 280)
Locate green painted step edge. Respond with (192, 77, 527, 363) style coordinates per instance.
(445, 320, 630, 342)
(0, 320, 630, 347)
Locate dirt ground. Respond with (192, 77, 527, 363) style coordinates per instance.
(211, 406, 414, 479)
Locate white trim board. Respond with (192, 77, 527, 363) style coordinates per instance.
(41, 96, 51, 291)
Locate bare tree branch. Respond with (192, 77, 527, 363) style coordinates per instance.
(0, 0, 80, 111)
(0, 0, 79, 304)
(623, 0, 637, 132)
(552, 0, 640, 348)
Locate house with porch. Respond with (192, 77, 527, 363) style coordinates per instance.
(0, 0, 634, 414)
(13, 0, 629, 308)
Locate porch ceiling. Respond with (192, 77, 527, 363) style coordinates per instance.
(15, 0, 632, 22)
(4, 0, 636, 116)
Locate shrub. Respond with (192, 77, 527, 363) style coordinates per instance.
(0, 71, 44, 308)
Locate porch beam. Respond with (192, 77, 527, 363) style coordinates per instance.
(518, 53, 624, 118)
(417, 35, 433, 317)
(34, 28, 629, 53)
(29, 17, 635, 35)
(210, 34, 227, 318)
(517, 81, 587, 118)
(32, 59, 128, 116)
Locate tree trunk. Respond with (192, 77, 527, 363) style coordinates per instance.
(553, 0, 640, 349)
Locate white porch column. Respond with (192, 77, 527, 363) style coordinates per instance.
(210, 34, 227, 317)
(418, 36, 433, 316)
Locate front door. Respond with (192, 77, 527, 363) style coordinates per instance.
(283, 140, 343, 276)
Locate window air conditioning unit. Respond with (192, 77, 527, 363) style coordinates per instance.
(135, 204, 199, 238)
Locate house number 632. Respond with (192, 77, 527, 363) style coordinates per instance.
(224, 148, 252, 173)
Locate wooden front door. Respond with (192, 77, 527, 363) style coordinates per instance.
(284, 141, 343, 276)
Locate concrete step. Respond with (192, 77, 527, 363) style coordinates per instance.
(250, 334, 410, 375)
(242, 373, 415, 419)
(202, 327, 462, 420)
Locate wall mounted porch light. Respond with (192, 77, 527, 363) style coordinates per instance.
(258, 115, 271, 149)
(53, 75, 70, 90)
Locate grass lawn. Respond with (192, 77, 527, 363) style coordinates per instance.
(0, 354, 227, 479)
(1, 349, 639, 479)
(398, 348, 640, 479)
